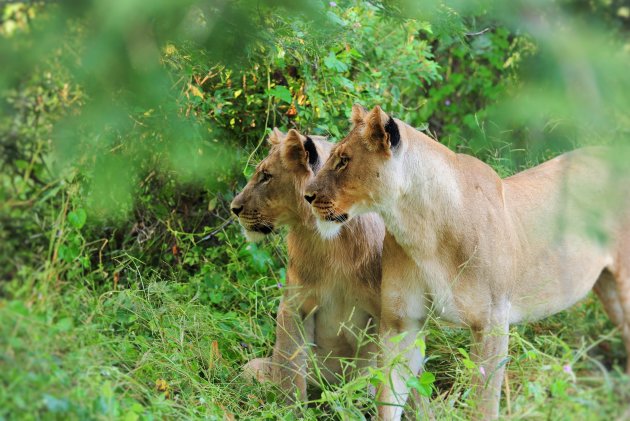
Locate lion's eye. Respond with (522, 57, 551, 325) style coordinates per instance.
(335, 156, 350, 171)
(260, 171, 272, 183)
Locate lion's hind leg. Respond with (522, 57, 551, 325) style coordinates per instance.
(594, 269, 626, 329)
(470, 300, 511, 421)
(606, 232, 630, 374)
(615, 273, 630, 375)
(594, 268, 630, 375)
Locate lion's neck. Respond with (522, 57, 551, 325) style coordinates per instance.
(280, 196, 337, 255)
(286, 209, 382, 288)
(284, 195, 370, 258)
(282, 193, 319, 232)
(286, 211, 321, 239)
(378, 130, 464, 251)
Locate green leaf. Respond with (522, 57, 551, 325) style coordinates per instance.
(55, 317, 74, 332)
(419, 371, 435, 385)
(59, 243, 80, 262)
(388, 331, 408, 344)
(58, 244, 68, 261)
(458, 347, 476, 369)
(209, 291, 224, 304)
(406, 376, 432, 397)
(414, 337, 426, 357)
(550, 379, 568, 397)
(335, 76, 355, 91)
(8, 300, 29, 316)
(407, 371, 436, 397)
(123, 412, 139, 421)
(14, 159, 29, 170)
(266, 85, 292, 103)
(462, 358, 476, 369)
(68, 208, 87, 229)
(323, 51, 348, 72)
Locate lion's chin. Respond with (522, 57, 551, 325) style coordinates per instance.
(315, 219, 343, 240)
(243, 230, 267, 243)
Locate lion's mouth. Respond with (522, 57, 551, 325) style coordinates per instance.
(324, 213, 348, 224)
(250, 223, 274, 234)
(237, 215, 275, 235)
(238, 220, 275, 243)
(311, 204, 349, 225)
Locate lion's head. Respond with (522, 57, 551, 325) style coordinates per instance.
(304, 105, 405, 239)
(231, 128, 331, 241)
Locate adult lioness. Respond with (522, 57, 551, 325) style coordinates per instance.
(230, 128, 385, 401)
(305, 104, 630, 420)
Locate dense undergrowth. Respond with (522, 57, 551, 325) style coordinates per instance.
(1, 1, 630, 419)
(2, 222, 629, 419)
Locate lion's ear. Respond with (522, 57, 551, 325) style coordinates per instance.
(282, 129, 309, 172)
(268, 127, 285, 146)
(351, 103, 367, 126)
(363, 105, 400, 153)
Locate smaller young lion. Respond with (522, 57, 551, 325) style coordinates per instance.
(230, 128, 385, 402)
(305, 104, 630, 420)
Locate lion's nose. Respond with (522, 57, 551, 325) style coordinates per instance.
(231, 205, 244, 216)
(304, 193, 316, 204)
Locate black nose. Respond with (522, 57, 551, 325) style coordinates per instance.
(304, 193, 316, 204)
(231, 205, 243, 216)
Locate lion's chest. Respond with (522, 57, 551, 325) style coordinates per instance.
(297, 264, 379, 318)
(416, 259, 465, 323)
(288, 237, 381, 317)
(384, 221, 488, 325)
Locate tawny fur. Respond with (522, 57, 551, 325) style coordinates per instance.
(306, 104, 630, 420)
(231, 128, 385, 401)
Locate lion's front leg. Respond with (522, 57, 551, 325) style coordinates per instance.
(270, 274, 313, 403)
(377, 315, 424, 421)
(377, 234, 428, 421)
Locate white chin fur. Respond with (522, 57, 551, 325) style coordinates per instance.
(244, 230, 266, 243)
(315, 219, 342, 240)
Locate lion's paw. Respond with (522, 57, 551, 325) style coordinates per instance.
(241, 357, 272, 384)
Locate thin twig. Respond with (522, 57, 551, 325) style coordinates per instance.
(245, 67, 273, 171)
(465, 28, 491, 37)
(199, 218, 235, 242)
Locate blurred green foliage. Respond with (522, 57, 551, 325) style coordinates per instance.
(1, 0, 630, 419)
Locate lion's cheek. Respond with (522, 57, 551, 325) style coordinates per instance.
(340, 184, 374, 211)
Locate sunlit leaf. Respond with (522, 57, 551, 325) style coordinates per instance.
(266, 85, 292, 103)
(67, 208, 87, 229)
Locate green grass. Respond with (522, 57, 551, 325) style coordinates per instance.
(1, 221, 628, 420)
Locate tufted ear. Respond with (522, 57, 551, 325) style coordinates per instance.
(282, 129, 309, 172)
(283, 130, 320, 173)
(267, 127, 285, 146)
(303, 136, 319, 170)
(363, 105, 400, 153)
(351, 103, 368, 127)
